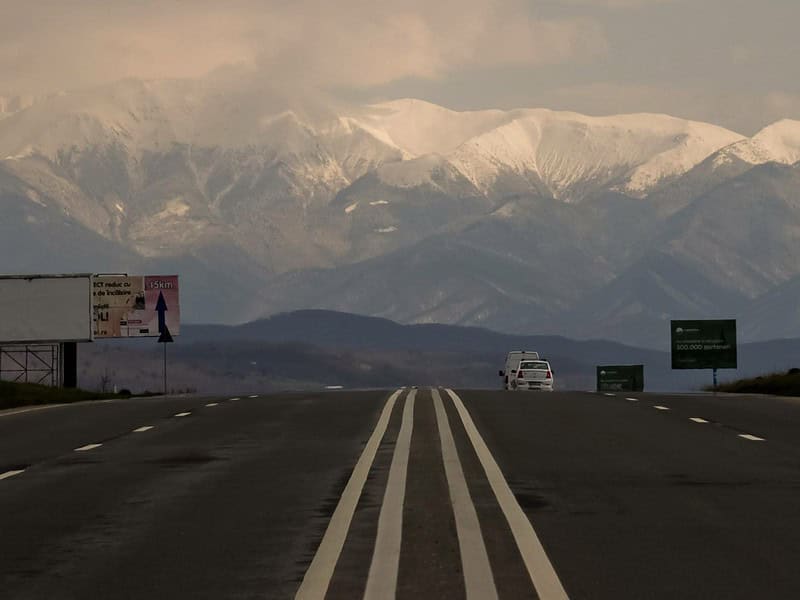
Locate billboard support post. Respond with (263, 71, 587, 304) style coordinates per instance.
(62, 342, 77, 388)
(163, 341, 167, 396)
(158, 326, 174, 396)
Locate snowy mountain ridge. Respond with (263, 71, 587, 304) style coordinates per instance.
(0, 80, 771, 204)
(348, 99, 745, 200)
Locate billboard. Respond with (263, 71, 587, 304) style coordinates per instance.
(671, 319, 737, 370)
(597, 365, 644, 392)
(0, 274, 93, 344)
(93, 275, 180, 338)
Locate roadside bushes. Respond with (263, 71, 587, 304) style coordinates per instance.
(713, 370, 800, 396)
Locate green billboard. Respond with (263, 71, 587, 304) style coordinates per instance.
(671, 319, 737, 370)
(597, 365, 644, 392)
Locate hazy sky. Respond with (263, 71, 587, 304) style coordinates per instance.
(0, 0, 797, 133)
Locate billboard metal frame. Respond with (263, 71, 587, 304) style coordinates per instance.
(0, 344, 60, 386)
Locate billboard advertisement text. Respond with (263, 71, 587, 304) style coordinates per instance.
(93, 275, 180, 338)
(597, 365, 644, 392)
(671, 319, 736, 370)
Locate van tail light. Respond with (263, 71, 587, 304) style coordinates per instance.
(518, 370, 524, 378)
(545, 370, 552, 379)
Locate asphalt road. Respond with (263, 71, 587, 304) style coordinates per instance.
(2, 389, 800, 599)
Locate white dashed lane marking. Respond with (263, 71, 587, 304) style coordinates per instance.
(206, 402, 219, 407)
(0, 470, 25, 480)
(248, 395, 258, 398)
(690, 418, 709, 424)
(133, 426, 154, 433)
(654, 405, 670, 411)
(604, 393, 615, 397)
(739, 434, 766, 442)
(626, 397, 639, 402)
(74, 443, 102, 452)
(174, 412, 191, 418)
(230, 397, 241, 401)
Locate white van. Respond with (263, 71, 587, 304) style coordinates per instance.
(499, 350, 540, 390)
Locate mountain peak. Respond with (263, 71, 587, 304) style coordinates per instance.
(713, 118, 800, 168)
(751, 119, 800, 162)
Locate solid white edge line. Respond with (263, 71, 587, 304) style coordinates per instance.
(445, 389, 569, 600)
(689, 418, 709, 424)
(0, 469, 25, 480)
(432, 389, 498, 600)
(739, 434, 765, 442)
(654, 405, 670, 411)
(0, 404, 68, 418)
(364, 389, 416, 600)
(133, 426, 154, 433)
(295, 388, 404, 600)
(174, 412, 191, 417)
(74, 443, 102, 452)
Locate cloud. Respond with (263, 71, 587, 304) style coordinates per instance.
(557, 0, 678, 7)
(0, 1, 606, 95)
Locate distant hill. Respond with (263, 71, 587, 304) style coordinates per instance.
(78, 310, 800, 394)
(182, 309, 662, 360)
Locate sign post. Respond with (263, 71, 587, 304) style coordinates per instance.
(158, 326, 174, 396)
(155, 289, 174, 395)
(597, 365, 645, 392)
(671, 320, 737, 391)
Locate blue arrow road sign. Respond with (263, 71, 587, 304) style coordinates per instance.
(155, 292, 168, 334)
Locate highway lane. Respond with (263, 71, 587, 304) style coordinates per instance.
(0, 391, 390, 599)
(461, 390, 800, 599)
(3, 388, 800, 598)
(609, 391, 800, 446)
(0, 395, 227, 473)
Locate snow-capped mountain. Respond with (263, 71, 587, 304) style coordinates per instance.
(344, 99, 744, 200)
(0, 82, 742, 211)
(712, 119, 800, 169)
(1, 77, 799, 343)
